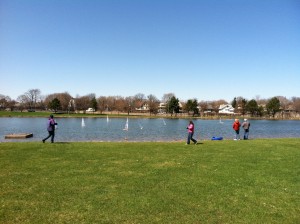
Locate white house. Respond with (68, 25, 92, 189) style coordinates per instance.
(218, 104, 235, 114)
(135, 103, 149, 112)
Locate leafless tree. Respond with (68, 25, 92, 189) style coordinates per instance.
(75, 94, 94, 111)
(133, 93, 146, 112)
(0, 95, 12, 110)
(24, 89, 41, 110)
(291, 97, 300, 112)
(106, 96, 118, 113)
(198, 100, 209, 115)
(147, 94, 159, 115)
(162, 93, 175, 103)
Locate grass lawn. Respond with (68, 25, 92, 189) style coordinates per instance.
(0, 139, 299, 223)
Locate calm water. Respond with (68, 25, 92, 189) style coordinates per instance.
(0, 117, 300, 142)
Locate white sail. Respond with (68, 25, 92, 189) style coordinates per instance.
(138, 122, 143, 129)
(162, 118, 166, 125)
(123, 118, 128, 131)
(107, 115, 109, 123)
(81, 118, 85, 127)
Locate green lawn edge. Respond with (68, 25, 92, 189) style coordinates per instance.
(1, 139, 299, 223)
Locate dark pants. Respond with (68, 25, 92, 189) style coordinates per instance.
(187, 132, 197, 144)
(43, 131, 55, 143)
(244, 129, 249, 140)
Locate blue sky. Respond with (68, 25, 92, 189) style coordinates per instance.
(0, 0, 299, 102)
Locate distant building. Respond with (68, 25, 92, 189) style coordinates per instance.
(218, 104, 235, 114)
(135, 103, 149, 112)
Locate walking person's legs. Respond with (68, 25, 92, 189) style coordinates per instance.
(43, 131, 51, 142)
(51, 131, 55, 143)
(43, 131, 55, 143)
(190, 133, 197, 144)
(187, 133, 192, 144)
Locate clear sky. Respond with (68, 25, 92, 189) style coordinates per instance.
(0, 0, 299, 102)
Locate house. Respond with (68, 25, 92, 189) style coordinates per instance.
(135, 103, 149, 112)
(218, 104, 234, 114)
(158, 102, 166, 114)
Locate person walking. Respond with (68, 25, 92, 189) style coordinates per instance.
(42, 114, 57, 143)
(232, 118, 241, 140)
(242, 118, 250, 140)
(186, 120, 198, 145)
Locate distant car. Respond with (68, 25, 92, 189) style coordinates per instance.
(86, 108, 95, 112)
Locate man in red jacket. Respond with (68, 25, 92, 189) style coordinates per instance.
(232, 119, 241, 140)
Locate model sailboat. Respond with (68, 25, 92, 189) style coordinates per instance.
(123, 118, 128, 131)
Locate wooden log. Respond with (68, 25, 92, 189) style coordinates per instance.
(5, 133, 33, 139)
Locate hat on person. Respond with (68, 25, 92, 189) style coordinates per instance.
(244, 118, 247, 121)
(50, 114, 54, 118)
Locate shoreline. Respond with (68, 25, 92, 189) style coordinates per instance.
(1, 111, 299, 120)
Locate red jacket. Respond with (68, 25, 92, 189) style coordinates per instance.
(232, 121, 241, 131)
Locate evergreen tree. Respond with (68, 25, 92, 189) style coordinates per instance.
(266, 97, 281, 117)
(90, 97, 98, 111)
(49, 98, 61, 113)
(166, 96, 180, 116)
(186, 99, 199, 116)
(246, 99, 258, 116)
(241, 98, 248, 115)
(231, 97, 237, 109)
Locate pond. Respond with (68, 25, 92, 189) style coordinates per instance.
(1, 117, 300, 142)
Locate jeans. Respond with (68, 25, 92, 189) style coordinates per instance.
(43, 131, 55, 143)
(187, 132, 197, 144)
(235, 130, 240, 140)
(244, 129, 249, 140)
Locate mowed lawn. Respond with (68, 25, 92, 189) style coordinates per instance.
(0, 139, 299, 224)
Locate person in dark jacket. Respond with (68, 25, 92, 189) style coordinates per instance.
(42, 115, 57, 143)
(242, 119, 250, 140)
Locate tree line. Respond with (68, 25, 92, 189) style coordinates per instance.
(1, 89, 300, 118)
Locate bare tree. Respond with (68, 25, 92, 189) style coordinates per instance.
(147, 94, 159, 115)
(24, 89, 41, 110)
(291, 97, 300, 113)
(198, 100, 209, 116)
(162, 93, 175, 103)
(97, 96, 109, 113)
(114, 96, 126, 113)
(0, 94, 11, 110)
(133, 93, 146, 112)
(17, 95, 29, 112)
(106, 96, 118, 113)
(75, 93, 95, 112)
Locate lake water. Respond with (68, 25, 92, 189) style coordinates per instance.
(1, 117, 300, 142)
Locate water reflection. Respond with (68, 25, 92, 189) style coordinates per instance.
(1, 117, 300, 142)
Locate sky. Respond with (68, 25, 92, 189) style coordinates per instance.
(0, 0, 299, 102)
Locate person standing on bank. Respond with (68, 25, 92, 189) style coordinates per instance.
(186, 120, 198, 145)
(232, 118, 241, 140)
(42, 114, 57, 143)
(242, 119, 250, 140)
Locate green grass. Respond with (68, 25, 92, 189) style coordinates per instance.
(0, 139, 299, 223)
